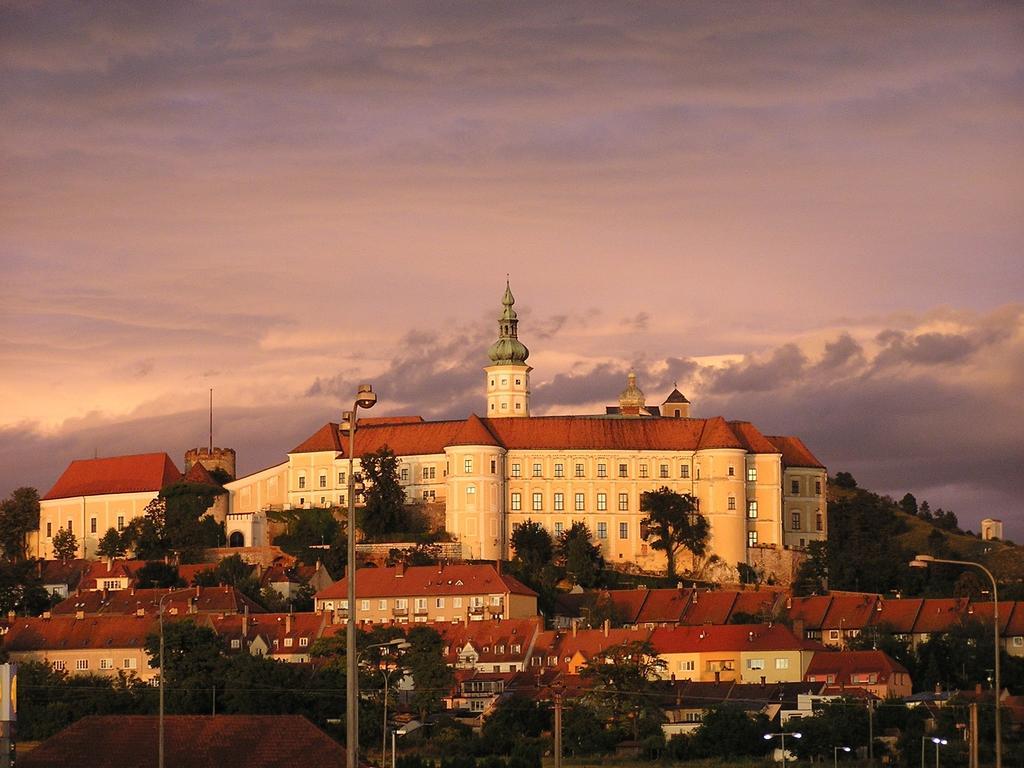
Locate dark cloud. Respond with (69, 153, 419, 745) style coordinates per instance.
(814, 332, 864, 373)
(706, 344, 808, 394)
(621, 312, 649, 332)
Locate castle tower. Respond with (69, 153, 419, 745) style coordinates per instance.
(662, 385, 691, 418)
(618, 371, 646, 416)
(484, 281, 531, 418)
(184, 446, 237, 481)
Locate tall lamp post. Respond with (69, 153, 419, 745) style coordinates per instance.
(343, 384, 377, 768)
(765, 731, 801, 767)
(834, 745, 851, 768)
(157, 591, 174, 768)
(910, 555, 1001, 768)
(921, 736, 948, 768)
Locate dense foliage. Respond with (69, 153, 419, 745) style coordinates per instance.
(639, 487, 708, 580)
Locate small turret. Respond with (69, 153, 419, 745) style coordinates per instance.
(663, 385, 691, 418)
(618, 371, 646, 415)
(484, 280, 531, 418)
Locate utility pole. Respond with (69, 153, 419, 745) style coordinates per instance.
(867, 699, 874, 768)
(969, 702, 979, 768)
(552, 682, 565, 768)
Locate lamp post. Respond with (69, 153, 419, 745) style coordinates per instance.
(157, 590, 175, 768)
(765, 731, 801, 766)
(343, 384, 377, 768)
(910, 554, 1001, 768)
(834, 746, 851, 768)
(921, 736, 947, 768)
(360, 638, 410, 768)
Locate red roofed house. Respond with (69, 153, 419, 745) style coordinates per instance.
(434, 617, 542, 672)
(32, 452, 182, 560)
(223, 284, 827, 581)
(529, 625, 653, 673)
(313, 563, 538, 624)
(210, 611, 328, 662)
(804, 650, 912, 699)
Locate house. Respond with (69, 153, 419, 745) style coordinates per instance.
(50, 585, 263, 618)
(804, 650, 912, 699)
(528, 625, 652, 673)
(447, 669, 518, 715)
(653, 679, 822, 736)
(210, 611, 327, 662)
(313, 563, 538, 624)
(37, 559, 91, 599)
(648, 623, 821, 684)
(17, 715, 345, 768)
(435, 617, 541, 672)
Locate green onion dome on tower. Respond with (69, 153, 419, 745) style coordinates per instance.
(487, 281, 530, 365)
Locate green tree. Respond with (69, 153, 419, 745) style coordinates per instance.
(0, 487, 40, 561)
(135, 561, 183, 589)
(792, 540, 830, 595)
(405, 625, 454, 722)
(0, 560, 52, 615)
(833, 472, 858, 489)
(95, 527, 127, 559)
(192, 554, 261, 602)
(159, 479, 226, 561)
(788, 699, 869, 760)
(385, 543, 442, 567)
(557, 522, 603, 588)
(52, 527, 78, 561)
(639, 487, 708, 580)
(899, 493, 918, 516)
(509, 519, 553, 572)
(687, 704, 772, 758)
(579, 639, 666, 741)
(144, 619, 223, 713)
(359, 447, 407, 537)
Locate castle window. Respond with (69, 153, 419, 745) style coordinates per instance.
(618, 463, 628, 478)
(67, 520, 73, 534)
(597, 522, 607, 539)
(511, 493, 521, 511)
(816, 512, 823, 532)
(490, 460, 496, 473)
(619, 522, 628, 539)
(747, 467, 757, 482)
(815, 480, 822, 495)
(339, 494, 346, 505)
(728, 496, 736, 511)
(597, 463, 607, 478)
(423, 490, 435, 501)
(747, 501, 758, 519)
(748, 531, 758, 546)
(659, 464, 669, 478)
(319, 474, 327, 488)
(728, 466, 735, 477)
(502, 403, 508, 409)
(639, 464, 649, 478)
(791, 511, 801, 530)
(532, 493, 543, 511)
(554, 522, 563, 535)
(298, 475, 306, 489)
(466, 486, 476, 501)
(90, 518, 97, 534)
(511, 463, 521, 478)
(681, 465, 690, 479)
(400, 468, 409, 482)
(46, 522, 52, 538)
(618, 493, 628, 511)
(515, 378, 521, 385)
(117, 516, 124, 531)
(553, 493, 564, 511)
(576, 463, 585, 477)
(532, 463, 542, 477)
(575, 493, 585, 511)
(597, 493, 607, 511)
(791, 479, 800, 495)
(554, 463, 564, 478)
(464, 458, 473, 473)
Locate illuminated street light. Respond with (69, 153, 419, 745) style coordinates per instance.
(765, 731, 802, 767)
(834, 745, 852, 768)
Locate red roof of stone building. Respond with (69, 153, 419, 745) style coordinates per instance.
(821, 594, 881, 631)
(51, 585, 264, 617)
(43, 453, 182, 501)
(805, 649, 909, 685)
(1004, 603, 1024, 637)
(315, 563, 537, 600)
(80, 559, 147, 589)
(182, 461, 220, 486)
(435, 617, 542, 665)
(531, 627, 652, 672)
(787, 596, 834, 630)
(649, 623, 821, 654)
(963, 601, 1014, 634)
(286, 415, 826, 465)
(602, 588, 656, 625)
(912, 598, 972, 634)
(4, 614, 160, 653)
(18, 715, 346, 768)
(868, 598, 921, 633)
(635, 588, 694, 625)
(765, 435, 826, 469)
(731, 590, 786, 621)
(38, 558, 91, 588)
(210, 612, 326, 655)
(680, 590, 739, 625)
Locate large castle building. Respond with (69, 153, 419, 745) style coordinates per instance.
(223, 283, 827, 578)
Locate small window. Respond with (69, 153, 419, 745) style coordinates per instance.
(791, 479, 800, 495)
(619, 522, 628, 539)
(618, 493, 628, 511)
(746, 658, 764, 670)
(554, 522, 563, 536)
(400, 467, 409, 482)
(52, 660, 66, 671)
(747, 501, 758, 519)
(532, 462, 542, 477)
(436, 597, 444, 608)
(123, 657, 137, 669)
(511, 463, 521, 478)
(284, 638, 293, 647)
(597, 522, 607, 539)
(816, 512, 823, 532)
(728, 496, 736, 510)
(618, 463, 628, 478)
(46, 522, 52, 538)
(597, 493, 607, 511)
(748, 531, 758, 546)
(298, 476, 306, 489)
(90, 517, 97, 534)
(76, 659, 89, 671)
(575, 463, 585, 477)
(511, 492, 522, 511)
(681, 465, 690, 479)
(597, 463, 606, 478)
(339, 471, 346, 484)
(319, 474, 327, 488)
(379, 599, 387, 610)
(728, 465, 735, 477)
(99, 658, 113, 670)
(532, 493, 543, 512)
(467, 486, 476, 500)
(360, 599, 370, 611)
(300, 637, 309, 647)
(575, 493, 585, 512)
(639, 464, 649, 478)
(776, 658, 790, 670)
(747, 467, 757, 482)
(659, 464, 669, 478)
(453, 598, 462, 608)
(553, 493, 564, 511)
(554, 463, 564, 478)
(815, 480, 822, 495)
(792, 511, 801, 530)
(232, 638, 243, 649)
(117, 515, 125, 531)
(464, 458, 473, 473)
(490, 460, 496, 473)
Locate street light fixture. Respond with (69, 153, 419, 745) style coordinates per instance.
(357, 638, 412, 768)
(765, 731, 802, 766)
(834, 745, 851, 768)
(343, 384, 377, 768)
(910, 554, 1001, 768)
(920, 736, 947, 768)
(158, 591, 174, 768)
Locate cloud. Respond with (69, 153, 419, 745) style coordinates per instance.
(705, 344, 808, 394)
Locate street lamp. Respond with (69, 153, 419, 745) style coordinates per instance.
(920, 736, 947, 768)
(910, 554, 1001, 768)
(343, 383, 377, 768)
(765, 731, 802, 766)
(158, 591, 174, 768)
(358, 638, 411, 768)
(834, 745, 851, 768)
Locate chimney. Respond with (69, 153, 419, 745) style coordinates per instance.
(75, 610, 84, 620)
(396, 563, 405, 577)
(196, 584, 200, 597)
(975, 683, 983, 695)
(603, 618, 610, 637)
(241, 612, 247, 639)
(42, 611, 51, 620)
(5, 611, 12, 622)
(792, 618, 805, 639)
(572, 620, 577, 638)
(761, 675, 767, 687)
(714, 670, 721, 683)
(286, 614, 292, 634)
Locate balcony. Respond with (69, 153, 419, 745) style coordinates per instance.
(486, 601, 505, 615)
(413, 607, 428, 616)
(392, 607, 409, 617)
(468, 605, 485, 615)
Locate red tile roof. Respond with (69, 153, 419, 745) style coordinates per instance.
(531, 627, 652, 671)
(210, 612, 326, 654)
(680, 590, 738, 625)
(4, 614, 160, 653)
(728, 421, 779, 455)
(51, 585, 264, 616)
(963, 601, 1014, 634)
(697, 416, 745, 450)
(805, 649, 909, 683)
(604, 588, 656, 625)
(765, 435, 826, 469)
(912, 598, 972, 634)
(649, 623, 821, 654)
(435, 617, 542, 664)
(43, 453, 182, 501)
(787, 596, 834, 630)
(635, 589, 693, 625)
(183, 461, 220, 486)
(821, 594, 881, 630)
(37, 558, 91, 588)
(315, 563, 537, 600)
(730, 590, 786, 621)
(1005, 603, 1024, 636)
(448, 414, 501, 446)
(17, 715, 345, 768)
(870, 598, 923, 634)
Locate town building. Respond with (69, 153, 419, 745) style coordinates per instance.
(222, 282, 827, 580)
(804, 649, 912, 698)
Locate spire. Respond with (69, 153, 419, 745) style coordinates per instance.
(487, 280, 530, 365)
(618, 370, 646, 411)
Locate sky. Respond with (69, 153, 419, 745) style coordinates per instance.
(1, 2, 1022, 538)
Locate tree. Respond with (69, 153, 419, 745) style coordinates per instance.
(359, 447, 407, 537)
(793, 540, 830, 595)
(404, 625, 454, 722)
(687, 704, 772, 759)
(144, 619, 223, 713)
(135, 561, 183, 589)
(556, 522, 603, 588)
(192, 554, 261, 602)
(833, 472, 858, 489)
(0, 560, 51, 615)
(899, 493, 918, 517)
(639, 487, 709, 580)
(510, 520, 553, 572)
(95, 527, 127, 559)
(579, 640, 666, 741)
(159, 479, 226, 561)
(52, 527, 78, 561)
(0, 487, 40, 561)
